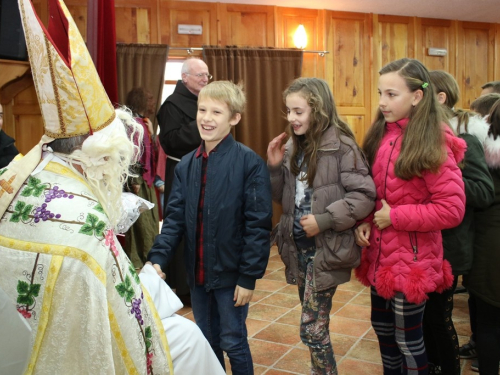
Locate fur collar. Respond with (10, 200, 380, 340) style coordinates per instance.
(448, 114, 490, 144)
(484, 131, 500, 168)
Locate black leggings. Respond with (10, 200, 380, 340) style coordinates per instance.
(476, 297, 500, 375)
(423, 276, 460, 375)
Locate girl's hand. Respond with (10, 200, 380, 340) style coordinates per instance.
(373, 199, 392, 230)
(267, 132, 288, 167)
(144, 117, 154, 135)
(300, 214, 320, 237)
(355, 222, 371, 247)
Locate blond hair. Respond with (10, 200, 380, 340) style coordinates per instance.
(198, 81, 246, 117)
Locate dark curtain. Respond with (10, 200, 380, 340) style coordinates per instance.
(203, 47, 303, 226)
(116, 44, 169, 131)
(203, 46, 303, 160)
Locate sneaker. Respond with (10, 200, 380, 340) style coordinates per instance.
(459, 341, 477, 359)
(471, 360, 478, 372)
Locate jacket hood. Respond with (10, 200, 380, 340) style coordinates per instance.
(448, 114, 490, 144)
(443, 125, 467, 165)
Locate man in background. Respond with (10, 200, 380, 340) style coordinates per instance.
(156, 57, 211, 303)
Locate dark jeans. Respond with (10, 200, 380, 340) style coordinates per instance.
(475, 297, 500, 375)
(190, 285, 253, 375)
(423, 276, 460, 375)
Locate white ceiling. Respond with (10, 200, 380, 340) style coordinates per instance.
(177, 0, 500, 23)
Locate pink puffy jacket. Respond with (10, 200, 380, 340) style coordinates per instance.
(355, 118, 466, 304)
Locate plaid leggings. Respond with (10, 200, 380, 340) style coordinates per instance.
(297, 247, 338, 375)
(370, 287, 428, 375)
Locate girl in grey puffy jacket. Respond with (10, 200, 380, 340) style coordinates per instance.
(267, 78, 376, 375)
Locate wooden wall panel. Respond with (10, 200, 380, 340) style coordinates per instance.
(344, 115, 366, 146)
(12, 86, 43, 155)
(327, 12, 371, 140)
(220, 4, 275, 47)
(457, 22, 494, 108)
(115, 0, 159, 43)
(159, 1, 218, 49)
(418, 19, 454, 73)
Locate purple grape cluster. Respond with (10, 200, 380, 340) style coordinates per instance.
(131, 298, 144, 325)
(45, 186, 74, 203)
(33, 203, 61, 223)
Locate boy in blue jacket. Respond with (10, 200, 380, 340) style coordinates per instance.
(147, 80, 272, 375)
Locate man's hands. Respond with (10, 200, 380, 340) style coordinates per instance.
(234, 285, 253, 307)
(146, 261, 166, 280)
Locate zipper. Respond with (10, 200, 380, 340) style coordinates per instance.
(409, 232, 418, 262)
(374, 131, 402, 278)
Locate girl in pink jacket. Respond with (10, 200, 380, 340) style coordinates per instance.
(354, 58, 466, 375)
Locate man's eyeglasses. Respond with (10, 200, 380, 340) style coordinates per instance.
(186, 73, 213, 80)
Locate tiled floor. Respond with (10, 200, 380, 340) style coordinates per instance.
(176, 246, 478, 374)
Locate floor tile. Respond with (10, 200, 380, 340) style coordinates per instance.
(249, 339, 292, 366)
(249, 302, 290, 321)
(263, 270, 288, 282)
(259, 292, 301, 309)
(274, 347, 311, 374)
(246, 318, 271, 337)
(253, 322, 301, 345)
(337, 358, 383, 375)
(255, 278, 288, 292)
(276, 309, 301, 326)
(335, 303, 372, 321)
(330, 316, 372, 337)
(347, 338, 383, 364)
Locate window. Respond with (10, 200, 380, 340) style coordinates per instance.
(161, 59, 184, 104)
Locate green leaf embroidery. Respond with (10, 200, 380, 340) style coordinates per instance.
(0, 168, 6, 176)
(21, 176, 48, 197)
(93, 203, 104, 213)
(78, 213, 106, 238)
(145, 326, 152, 339)
(129, 265, 141, 284)
(115, 276, 135, 302)
(16, 280, 41, 306)
(10, 201, 34, 223)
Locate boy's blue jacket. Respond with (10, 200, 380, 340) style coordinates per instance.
(148, 134, 273, 291)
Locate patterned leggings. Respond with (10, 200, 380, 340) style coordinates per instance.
(297, 247, 338, 375)
(370, 287, 428, 375)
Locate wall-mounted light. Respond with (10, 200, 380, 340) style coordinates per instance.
(294, 24, 307, 49)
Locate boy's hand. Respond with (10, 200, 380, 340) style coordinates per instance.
(234, 285, 253, 307)
(267, 132, 287, 167)
(146, 261, 166, 280)
(354, 222, 371, 247)
(300, 214, 320, 237)
(373, 199, 392, 230)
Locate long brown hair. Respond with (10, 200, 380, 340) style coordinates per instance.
(363, 58, 445, 180)
(284, 77, 359, 186)
(429, 70, 471, 133)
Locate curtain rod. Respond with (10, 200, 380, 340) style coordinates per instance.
(169, 47, 329, 57)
